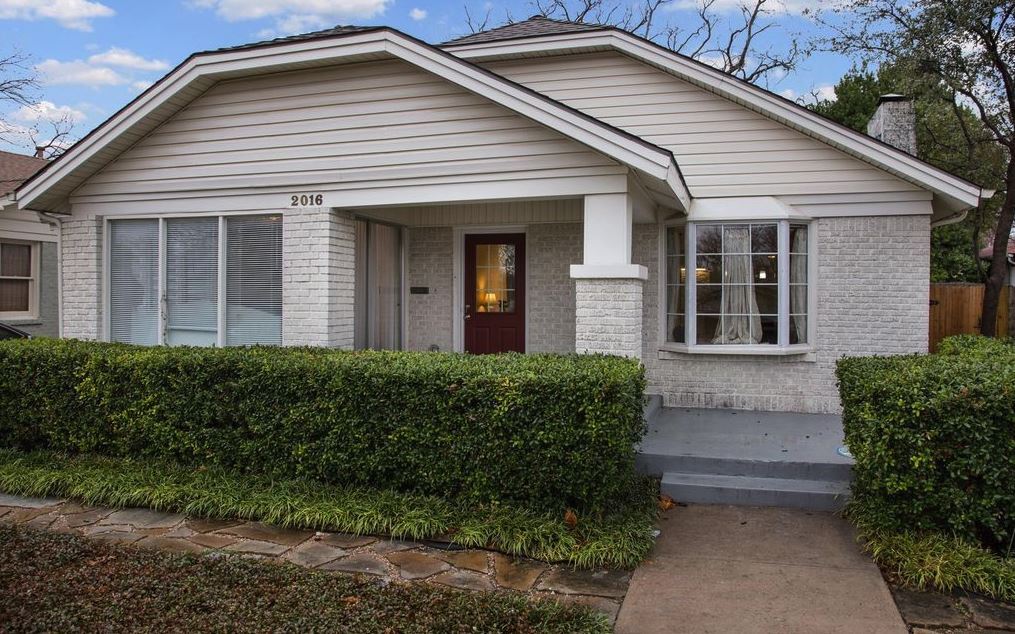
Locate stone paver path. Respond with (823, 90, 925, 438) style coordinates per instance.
(615, 504, 908, 634)
(0, 494, 628, 623)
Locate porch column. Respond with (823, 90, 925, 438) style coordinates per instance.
(570, 193, 647, 360)
(282, 207, 356, 348)
(60, 215, 103, 340)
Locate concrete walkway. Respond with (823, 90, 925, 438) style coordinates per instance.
(616, 505, 907, 634)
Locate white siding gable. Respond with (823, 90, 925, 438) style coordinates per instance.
(71, 58, 625, 212)
(483, 52, 929, 214)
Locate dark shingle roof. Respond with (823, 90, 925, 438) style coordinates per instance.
(211, 25, 381, 53)
(0, 150, 48, 197)
(440, 15, 608, 47)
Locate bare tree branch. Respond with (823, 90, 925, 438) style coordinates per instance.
(460, 0, 805, 86)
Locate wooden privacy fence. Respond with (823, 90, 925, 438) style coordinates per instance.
(929, 283, 1010, 352)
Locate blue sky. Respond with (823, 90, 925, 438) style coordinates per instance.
(0, 0, 852, 156)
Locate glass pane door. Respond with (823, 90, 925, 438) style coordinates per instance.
(166, 217, 219, 346)
(109, 219, 160, 345)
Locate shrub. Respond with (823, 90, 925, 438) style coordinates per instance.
(0, 449, 658, 568)
(0, 339, 645, 513)
(837, 336, 1015, 551)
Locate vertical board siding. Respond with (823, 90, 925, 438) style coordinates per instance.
(483, 52, 922, 202)
(73, 58, 620, 202)
(929, 283, 1011, 350)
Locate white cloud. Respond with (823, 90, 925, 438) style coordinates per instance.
(88, 48, 169, 72)
(131, 80, 154, 91)
(779, 88, 797, 100)
(11, 100, 87, 124)
(36, 58, 129, 87)
(192, 0, 391, 35)
(815, 84, 837, 102)
(0, 0, 114, 31)
(796, 83, 837, 105)
(409, 7, 427, 20)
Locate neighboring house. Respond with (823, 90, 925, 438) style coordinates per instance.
(12, 18, 991, 413)
(978, 238, 1015, 287)
(0, 150, 58, 337)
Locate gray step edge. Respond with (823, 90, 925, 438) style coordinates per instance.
(637, 453, 853, 481)
(661, 472, 851, 511)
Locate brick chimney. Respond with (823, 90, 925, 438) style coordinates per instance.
(866, 94, 917, 155)
(34, 146, 46, 159)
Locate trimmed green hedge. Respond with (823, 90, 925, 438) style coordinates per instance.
(0, 339, 646, 513)
(837, 336, 1015, 550)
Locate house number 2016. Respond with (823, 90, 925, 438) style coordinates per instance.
(290, 193, 324, 207)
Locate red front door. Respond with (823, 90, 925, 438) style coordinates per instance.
(464, 233, 525, 354)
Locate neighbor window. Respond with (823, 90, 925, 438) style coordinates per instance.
(663, 220, 810, 349)
(0, 240, 38, 319)
(108, 214, 282, 346)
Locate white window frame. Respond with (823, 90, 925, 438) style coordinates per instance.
(657, 218, 817, 356)
(103, 212, 282, 346)
(0, 239, 40, 320)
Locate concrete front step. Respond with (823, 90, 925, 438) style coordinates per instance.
(637, 453, 853, 482)
(661, 472, 851, 512)
(640, 406, 854, 512)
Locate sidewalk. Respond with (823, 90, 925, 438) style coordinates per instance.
(616, 505, 907, 634)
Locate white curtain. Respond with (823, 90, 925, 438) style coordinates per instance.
(713, 225, 762, 344)
(791, 228, 808, 343)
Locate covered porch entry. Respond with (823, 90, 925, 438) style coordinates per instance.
(348, 191, 668, 357)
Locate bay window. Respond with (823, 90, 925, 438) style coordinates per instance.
(663, 220, 811, 351)
(108, 214, 282, 346)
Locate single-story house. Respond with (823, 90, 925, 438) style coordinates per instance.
(1, 149, 58, 337)
(12, 18, 991, 413)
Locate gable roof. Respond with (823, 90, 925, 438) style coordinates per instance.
(0, 150, 47, 197)
(442, 15, 607, 46)
(16, 26, 689, 213)
(443, 18, 990, 219)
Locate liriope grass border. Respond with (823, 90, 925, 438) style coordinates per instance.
(0, 449, 657, 569)
(848, 501, 1015, 602)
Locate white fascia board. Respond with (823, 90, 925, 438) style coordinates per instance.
(18, 29, 683, 210)
(688, 197, 814, 221)
(448, 31, 986, 211)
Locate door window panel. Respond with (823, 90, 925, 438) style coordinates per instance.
(475, 243, 516, 313)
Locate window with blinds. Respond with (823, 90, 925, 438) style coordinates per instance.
(166, 217, 219, 346)
(107, 214, 282, 347)
(226, 215, 282, 346)
(0, 240, 37, 317)
(109, 219, 159, 345)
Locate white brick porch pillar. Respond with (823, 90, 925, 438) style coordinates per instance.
(282, 207, 356, 348)
(570, 193, 646, 360)
(61, 216, 103, 340)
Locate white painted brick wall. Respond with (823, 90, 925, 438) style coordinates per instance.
(575, 277, 644, 359)
(282, 207, 356, 348)
(61, 216, 103, 340)
(637, 214, 931, 413)
(406, 226, 454, 352)
(527, 223, 581, 353)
